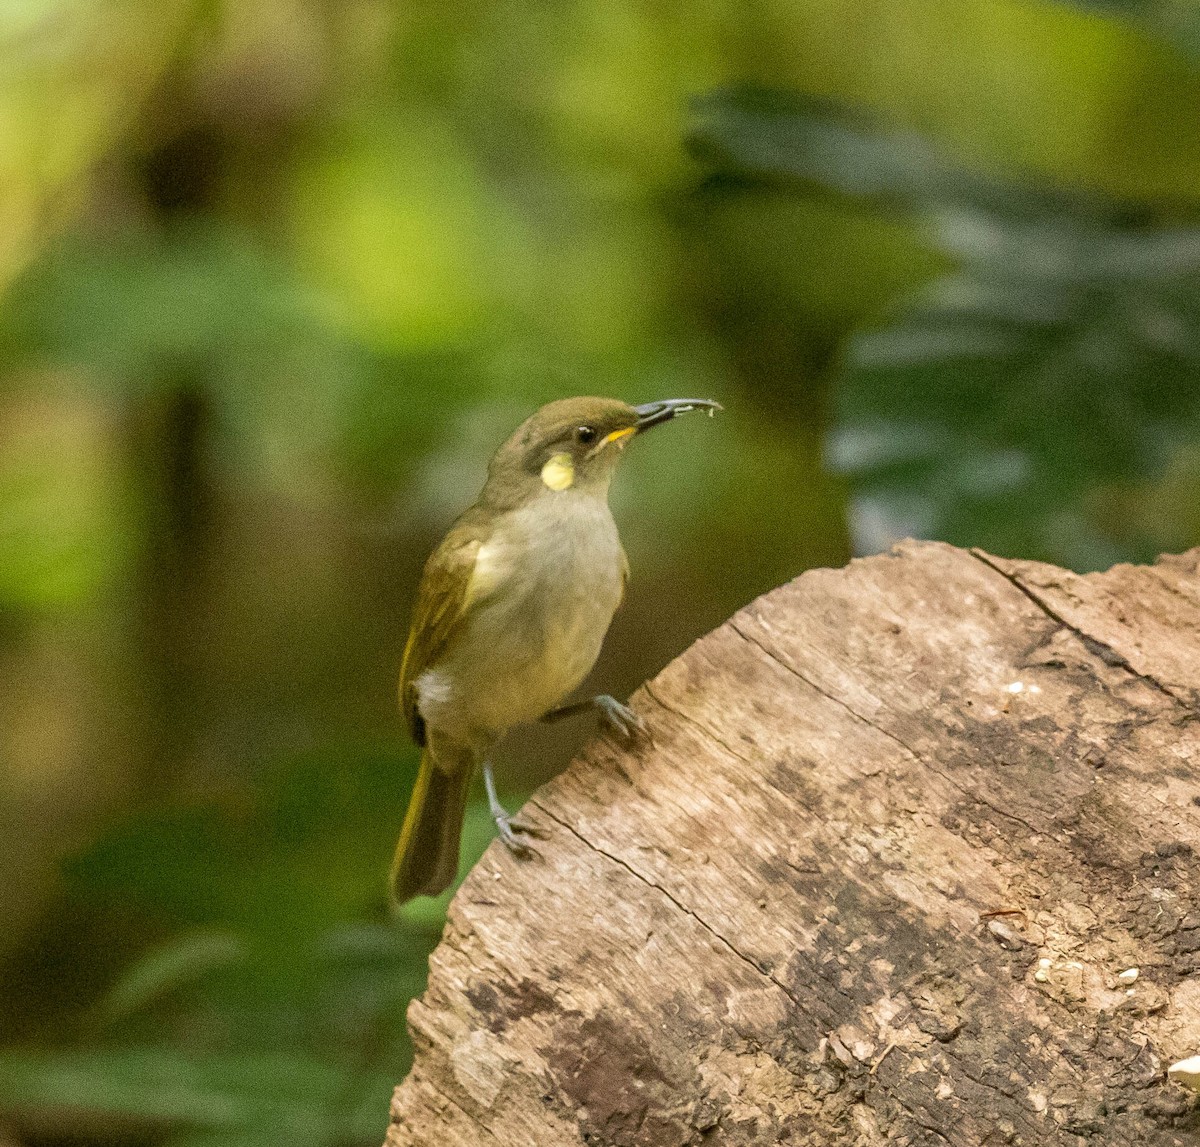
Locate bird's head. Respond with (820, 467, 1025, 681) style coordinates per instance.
(483, 396, 721, 505)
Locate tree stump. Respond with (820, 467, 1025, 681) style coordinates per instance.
(386, 541, 1200, 1146)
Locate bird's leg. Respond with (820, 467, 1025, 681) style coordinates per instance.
(539, 698, 594, 723)
(541, 695, 650, 742)
(482, 760, 546, 855)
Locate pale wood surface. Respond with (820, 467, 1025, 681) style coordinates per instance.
(387, 541, 1200, 1145)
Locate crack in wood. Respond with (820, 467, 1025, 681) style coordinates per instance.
(729, 616, 1047, 838)
(728, 615, 889, 736)
(969, 549, 1185, 706)
(641, 678, 756, 769)
(528, 796, 802, 1008)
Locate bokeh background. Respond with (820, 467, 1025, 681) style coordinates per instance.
(4, 1, 1200, 1144)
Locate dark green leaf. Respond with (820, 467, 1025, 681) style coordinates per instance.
(688, 89, 1139, 223)
(691, 90, 1200, 567)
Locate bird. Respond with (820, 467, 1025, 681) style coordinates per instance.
(389, 395, 721, 905)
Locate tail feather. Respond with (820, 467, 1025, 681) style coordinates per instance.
(390, 751, 472, 905)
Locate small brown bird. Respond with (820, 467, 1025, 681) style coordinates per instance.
(390, 396, 720, 904)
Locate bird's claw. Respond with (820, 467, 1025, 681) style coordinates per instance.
(493, 813, 546, 856)
(509, 815, 549, 840)
(594, 694, 652, 743)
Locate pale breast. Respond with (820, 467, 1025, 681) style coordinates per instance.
(416, 491, 626, 747)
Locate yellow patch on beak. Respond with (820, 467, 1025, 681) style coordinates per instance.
(587, 425, 636, 458)
(541, 452, 575, 491)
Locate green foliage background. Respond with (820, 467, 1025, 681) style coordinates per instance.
(3, 2, 1200, 1145)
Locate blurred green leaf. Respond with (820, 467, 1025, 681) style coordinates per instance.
(0, 225, 431, 495)
(693, 90, 1200, 567)
(0, 1047, 350, 1147)
(2, 227, 312, 387)
(834, 215, 1200, 565)
(48, 748, 499, 1087)
(98, 932, 247, 1023)
(688, 88, 1137, 221)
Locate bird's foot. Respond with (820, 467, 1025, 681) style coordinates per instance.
(492, 810, 547, 856)
(540, 694, 651, 742)
(593, 694, 651, 743)
(483, 760, 546, 856)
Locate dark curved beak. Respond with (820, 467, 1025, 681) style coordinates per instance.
(634, 398, 723, 433)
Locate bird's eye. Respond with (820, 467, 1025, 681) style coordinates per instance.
(576, 425, 597, 445)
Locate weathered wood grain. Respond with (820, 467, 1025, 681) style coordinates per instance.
(387, 541, 1200, 1146)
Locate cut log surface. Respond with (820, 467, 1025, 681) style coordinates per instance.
(387, 542, 1200, 1146)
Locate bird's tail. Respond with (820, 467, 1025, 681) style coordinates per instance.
(389, 750, 472, 906)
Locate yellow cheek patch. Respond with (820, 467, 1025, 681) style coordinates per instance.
(541, 452, 575, 491)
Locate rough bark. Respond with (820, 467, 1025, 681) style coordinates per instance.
(386, 541, 1200, 1146)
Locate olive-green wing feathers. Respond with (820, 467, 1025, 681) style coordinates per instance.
(398, 514, 496, 745)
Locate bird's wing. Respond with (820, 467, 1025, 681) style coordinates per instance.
(398, 512, 499, 746)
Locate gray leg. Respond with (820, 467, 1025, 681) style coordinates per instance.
(483, 760, 545, 854)
(541, 694, 650, 742)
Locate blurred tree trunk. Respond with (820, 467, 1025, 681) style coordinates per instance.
(127, 378, 215, 794)
(388, 541, 1200, 1146)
